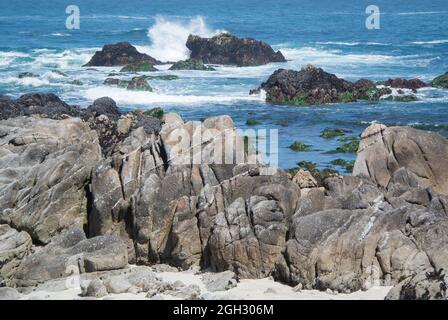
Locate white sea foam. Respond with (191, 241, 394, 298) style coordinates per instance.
(411, 39, 448, 45)
(0, 76, 51, 87)
(50, 33, 71, 37)
(280, 47, 434, 68)
(31, 49, 96, 69)
(137, 16, 226, 62)
(396, 11, 448, 16)
(0, 51, 30, 67)
(81, 86, 262, 105)
(315, 41, 390, 46)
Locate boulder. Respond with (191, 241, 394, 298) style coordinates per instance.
(12, 228, 128, 287)
(0, 117, 102, 244)
(0, 225, 32, 286)
(292, 170, 318, 188)
(353, 123, 448, 195)
(83, 42, 161, 67)
(201, 271, 237, 292)
(84, 278, 108, 298)
(126, 76, 153, 91)
(186, 33, 286, 66)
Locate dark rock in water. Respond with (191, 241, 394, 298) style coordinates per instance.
(51, 70, 68, 77)
(87, 97, 121, 121)
(70, 80, 83, 86)
(18, 72, 38, 79)
(104, 78, 121, 86)
(143, 75, 179, 81)
(353, 79, 392, 101)
(83, 42, 161, 67)
(249, 88, 261, 95)
(126, 76, 153, 91)
(3, 93, 82, 120)
(383, 95, 418, 102)
(431, 72, 448, 88)
(120, 62, 158, 72)
(186, 33, 286, 66)
(169, 59, 215, 71)
(261, 66, 401, 106)
(261, 65, 354, 105)
(381, 78, 428, 91)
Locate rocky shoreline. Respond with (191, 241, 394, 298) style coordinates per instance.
(0, 91, 447, 300)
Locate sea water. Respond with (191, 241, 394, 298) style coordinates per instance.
(0, 0, 447, 169)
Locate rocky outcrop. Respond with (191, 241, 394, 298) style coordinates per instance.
(0, 93, 80, 120)
(12, 228, 127, 287)
(87, 110, 300, 271)
(186, 33, 286, 66)
(0, 116, 102, 244)
(259, 67, 431, 106)
(0, 225, 32, 286)
(431, 72, 448, 88)
(261, 65, 355, 105)
(2, 93, 448, 300)
(382, 78, 428, 91)
(83, 42, 161, 67)
(0, 94, 162, 157)
(275, 171, 448, 299)
(353, 123, 448, 195)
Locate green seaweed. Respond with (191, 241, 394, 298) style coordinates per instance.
(289, 141, 312, 152)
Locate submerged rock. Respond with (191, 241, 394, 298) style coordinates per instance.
(169, 59, 215, 71)
(83, 42, 161, 67)
(18, 72, 38, 79)
(126, 76, 153, 91)
(186, 33, 286, 66)
(120, 62, 158, 72)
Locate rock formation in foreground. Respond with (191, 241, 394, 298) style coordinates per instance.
(1, 93, 447, 300)
(186, 33, 286, 66)
(83, 42, 161, 67)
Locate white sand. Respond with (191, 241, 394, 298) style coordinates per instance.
(19, 269, 392, 300)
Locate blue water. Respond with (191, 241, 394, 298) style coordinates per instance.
(1, 0, 447, 170)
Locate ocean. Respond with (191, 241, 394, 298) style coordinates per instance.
(1, 0, 447, 169)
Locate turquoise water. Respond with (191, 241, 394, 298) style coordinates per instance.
(1, 0, 447, 169)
